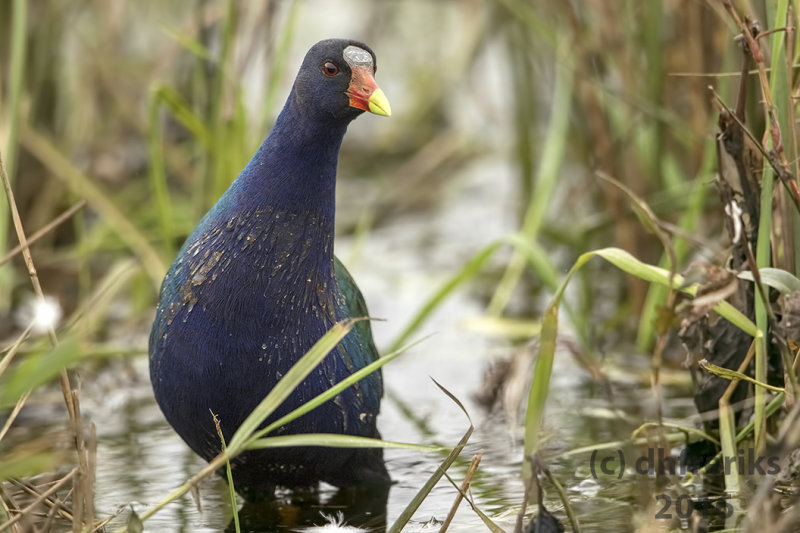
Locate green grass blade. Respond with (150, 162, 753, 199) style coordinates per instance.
(261, 0, 300, 130)
(388, 380, 473, 533)
(387, 232, 570, 356)
(209, 0, 240, 201)
(227, 319, 355, 452)
(152, 84, 214, 149)
(387, 241, 502, 353)
(252, 336, 426, 442)
(0, 337, 82, 406)
(113, 323, 414, 532)
(213, 412, 240, 533)
(696, 392, 786, 479)
(637, 144, 716, 351)
(147, 86, 175, 256)
(488, 47, 574, 315)
(3, 0, 26, 182)
(593, 247, 757, 335)
(21, 126, 167, 286)
(592, 247, 676, 286)
(0, 0, 28, 308)
(443, 471, 506, 533)
(719, 400, 741, 493)
(524, 246, 762, 481)
(246, 434, 441, 452)
(0, 453, 54, 482)
(523, 304, 557, 482)
(753, 0, 790, 455)
(160, 26, 212, 61)
(699, 359, 784, 393)
(462, 315, 541, 339)
(503, 233, 560, 291)
(494, 0, 557, 45)
(738, 267, 800, 294)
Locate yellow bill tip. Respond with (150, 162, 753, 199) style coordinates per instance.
(367, 88, 392, 117)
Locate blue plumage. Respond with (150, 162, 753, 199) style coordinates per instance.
(149, 39, 391, 496)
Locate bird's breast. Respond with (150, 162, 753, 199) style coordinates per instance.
(152, 205, 344, 376)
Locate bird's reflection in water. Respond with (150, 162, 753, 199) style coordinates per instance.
(227, 483, 390, 532)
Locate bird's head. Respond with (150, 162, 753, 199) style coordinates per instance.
(292, 39, 391, 122)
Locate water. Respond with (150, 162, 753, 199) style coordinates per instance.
(85, 346, 694, 532)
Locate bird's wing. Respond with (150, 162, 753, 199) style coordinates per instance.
(333, 256, 381, 368)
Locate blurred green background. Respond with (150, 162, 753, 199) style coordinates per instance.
(1, 0, 777, 531)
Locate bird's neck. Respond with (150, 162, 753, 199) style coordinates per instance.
(236, 96, 349, 221)
(207, 96, 350, 284)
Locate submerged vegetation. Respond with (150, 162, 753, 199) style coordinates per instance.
(2, 0, 800, 531)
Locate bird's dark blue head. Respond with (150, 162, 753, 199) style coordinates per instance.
(290, 38, 391, 123)
(218, 38, 390, 213)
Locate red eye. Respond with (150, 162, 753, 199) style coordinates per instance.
(323, 62, 339, 76)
